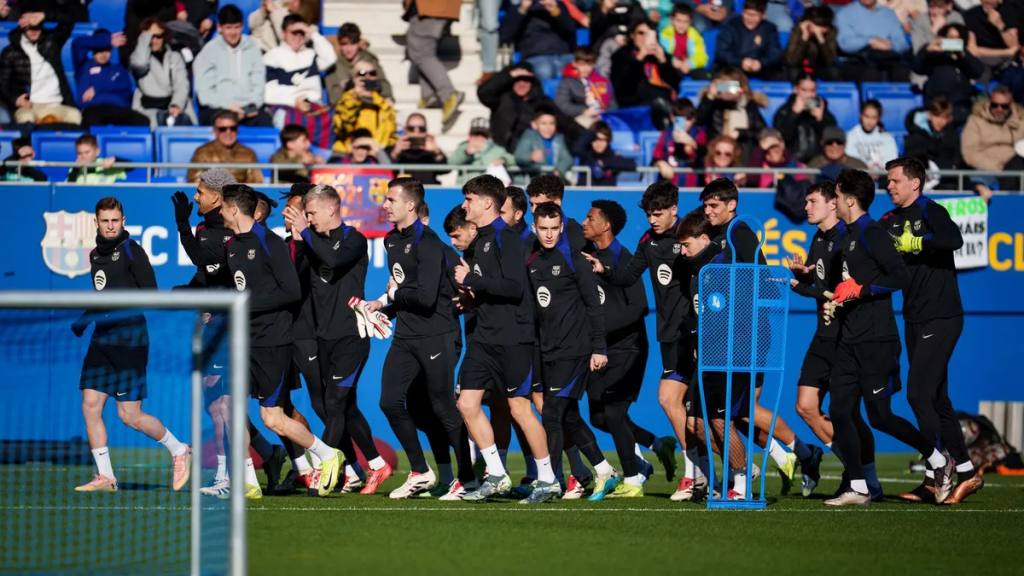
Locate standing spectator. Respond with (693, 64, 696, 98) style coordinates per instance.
(574, 121, 637, 186)
(478, 0, 501, 84)
(692, 0, 733, 33)
(807, 125, 870, 181)
(964, 0, 1020, 81)
(0, 10, 80, 125)
(478, 63, 567, 152)
(389, 112, 448, 185)
(610, 19, 683, 128)
(714, 0, 784, 80)
(131, 18, 195, 127)
(270, 124, 325, 183)
(694, 67, 768, 163)
(904, 96, 961, 187)
(913, 23, 985, 123)
(961, 85, 1024, 176)
(187, 111, 265, 184)
(555, 47, 614, 130)
(176, 0, 217, 42)
(325, 23, 394, 105)
(845, 99, 900, 173)
(329, 128, 385, 165)
(0, 137, 47, 181)
(500, 0, 577, 82)
(652, 97, 706, 186)
(331, 60, 397, 154)
(193, 5, 271, 126)
(910, 0, 964, 54)
(658, 3, 710, 79)
(450, 117, 518, 184)
(249, 0, 321, 53)
(773, 72, 838, 163)
(836, 0, 911, 81)
(402, 0, 464, 132)
(784, 6, 840, 81)
(590, 0, 646, 46)
(72, 29, 151, 128)
(744, 127, 807, 188)
(513, 106, 574, 178)
(67, 134, 129, 184)
(702, 134, 746, 185)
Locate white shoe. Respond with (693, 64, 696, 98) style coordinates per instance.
(388, 469, 437, 499)
(199, 478, 230, 498)
(438, 479, 480, 501)
(824, 490, 871, 507)
(561, 475, 586, 500)
(340, 474, 365, 493)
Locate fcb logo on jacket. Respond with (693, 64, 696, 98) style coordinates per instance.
(41, 210, 97, 279)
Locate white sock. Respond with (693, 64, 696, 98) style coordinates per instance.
(308, 437, 336, 462)
(826, 442, 832, 449)
(925, 469, 935, 479)
(244, 458, 259, 486)
(345, 463, 361, 480)
(594, 459, 613, 477)
(437, 463, 454, 485)
(480, 445, 506, 477)
(785, 440, 795, 451)
(850, 479, 868, 494)
(535, 456, 556, 483)
(468, 439, 477, 464)
(926, 449, 947, 470)
(158, 430, 188, 457)
(682, 449, 695, 479)
(368, 456, 386, 471)
(293, 456, 312, 474)
(768, 439, 788, 468)
(624, 473, 644, 486)
(308, 449, 322, 468)
(634, 443, 645, 459)
(731, 471, 746, 497)
(956, 461, 975, 473)
(215, 455, 228, 482)
(92, 447, 115, 480)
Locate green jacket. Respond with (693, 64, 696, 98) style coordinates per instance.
(450, 139, 517, 184)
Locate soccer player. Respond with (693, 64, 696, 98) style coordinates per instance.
(73, 196, 191, 493)
(526, 202, 619, 503)
(825, 169, 937, 507)
(581, 199, 664, 498)
(453, 175, 554, 501)
(525, 174, 587, 251)
(883, 158, 981, 504)
(221, 184, 342, 499)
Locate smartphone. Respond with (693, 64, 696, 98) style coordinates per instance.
(806, 96, 819, 110)
(363, 79, 381, 92)
(941, 38, 964, 52)
(673, 117, 688, 133)
(715, 80, 741, 95)
(409, 137, 425, 148)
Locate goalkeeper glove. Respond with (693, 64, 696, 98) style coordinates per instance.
(893, 221, 923, 255)
(832, 278, 863, 304)
(347, 297, 392, 339)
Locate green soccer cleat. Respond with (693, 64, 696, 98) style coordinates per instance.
(244, 483, 263, 500)
(777, 452, 799, 496)
(654, 436, 678, 482)
(317, 450, 341, 497)
(606, 482, 644, 499)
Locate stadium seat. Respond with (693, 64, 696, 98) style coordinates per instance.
(576, 27, 590, 47)
(891, 130, 906, 155)
(703, 28, 719, 70)
(678, 79, 708, 105)
(543, 78, 561, 99)
(155, 126, 213, 181)
(602, 115, 638, 156)
(92, 126, 154, 182)
(87, 0, 126, 34)
(31, 130, 84, 181)
(602, 105, 656, 133)
(0, 130, 21, 160)
(238, 126, 280, 180)
(818, 82, 861, 130)
(638, 130, 663, 168)
(861, 82, 923, 132)
(749, 80, 792, 123)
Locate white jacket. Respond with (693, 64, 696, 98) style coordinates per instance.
(262, 32, 336, 107)
(845, 124, 899, 173)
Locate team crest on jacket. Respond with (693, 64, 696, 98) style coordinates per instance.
(392, 263, 406, 284)
(93, 269, 107, 291)
(41, 210, 96, 279)
(404, 243, 411, 254)
(913, 220, 922, 231)
(333, 240, 341, 250)
(247, 248, 256, 260)
(318, 265, 333, 283)
(672, 243, 681, 255)
(473, 264, 483, 276)
(551, 265, 561, 277)
(483, 241, 491, 253)
(111, 250, 120, 262)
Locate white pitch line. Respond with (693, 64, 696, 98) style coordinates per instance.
(818, 474, 1020, 489)
(2, 505, 1022, 514)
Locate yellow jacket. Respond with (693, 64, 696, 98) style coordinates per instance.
(332, 89, 397, 153)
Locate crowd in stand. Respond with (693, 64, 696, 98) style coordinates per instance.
(2, 0, 1024, 197)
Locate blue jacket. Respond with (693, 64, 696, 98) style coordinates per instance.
(836, 2, 908, 54)
(714, 15, 782, 71)
(72, 32, 134, 108)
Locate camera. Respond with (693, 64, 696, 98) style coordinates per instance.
(409, 137, 425, 149)
(364, 79, 381, 92)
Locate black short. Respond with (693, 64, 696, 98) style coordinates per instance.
(659, 338, 691, 383)
(798, 335, 838, 390)
(689, 371, 753, 421)
(458, 342, 534, 398)
(542, 357, 590, 400)
(832, 339, 902, 403)
(588, 346, 648, 402)
(250, 345, 293, 408)
(317, 335, 370, 391)
(80, 341, 148, 401)
(201, 313, 230, 406)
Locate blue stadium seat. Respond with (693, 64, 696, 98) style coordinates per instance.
(155, 126, 213, 181)
(0, 130, 21, 160)
(750, 80, 792, 123)
(576, 27, 590, 48)
(678, 79, 708, 105)
(890, 130, 906, 155)
(818, 82, 860, 130)
(602, 105, 656, 133)
(88, 0, 125, 34)
(92, 126, 153, 182)
(62, 24, 104, 100)
(31, 130, 84, 181)
(861, 82, 923, 132)
(238, 126, 280, 180)
(638, 130, 663, 168)
(543, 78, 561, 99)
(602, 115, 640, 158)
(703, 28, 719, 70)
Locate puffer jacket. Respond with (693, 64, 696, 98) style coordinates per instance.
(331, 89, 397, 152)
(186, 141, 264, 184)
(961, 97, 1024, 171)
(0, 14, 75, 109)
(903, 107, 960, 169)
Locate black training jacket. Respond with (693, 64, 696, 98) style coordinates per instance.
(293, 223, 367, 340)
(791, 221, 846, 340)
(178, 207, 235, 289)
(587, 239, 648, 352)
(460, 217, 534, 346)
(385, 219, 457, 339)
(837, 214, 911, 344)
(226, 222, 301, 347)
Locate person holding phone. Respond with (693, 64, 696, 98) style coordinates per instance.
(773, 72, 838, 163)
(610, 19, 683, 127)
(694, 67, 768, 163)
(914, 23, 985, 118)
(331, 61, 397, 154)
(390, 113, 448, 184)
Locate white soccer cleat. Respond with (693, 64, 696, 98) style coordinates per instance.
(438, 479, 480, 501)
(389, 469, 437, 499)
(670, 477, 696, 501)
(340, 473, 365, 493)
(561, 475, 586, 500)
(199, 478, 230, 499)
(824, 490, 871, 507)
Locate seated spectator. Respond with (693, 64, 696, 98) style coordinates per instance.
(845, 99, 900, 172)
(590, 0, 646, 48)
(67, 135, 129, 184)
(658, 4, 710, 79)
(555, 47, 615, 130)
(390, 113, 447, 185)
(880, 0, 928, 32)
(965, 0, 1020, 81)
(270, 124, 325, 183)
(784, 6, 840, 81)
(691, 0, 733, 33)
(653, 97, 707, 186)
(0, 10, 81, 125)
(130, 18, 195, 127)
(0, 137, 47, 182)
(745, 127, 807, 188)
(249, 0, 321, 53)
(904, 96, 960, 188)
(764, 0, 806, 35)
(72, 29, 150, 128)
(450, 117, 518, 185)
(714, 0, 784, 80)
(478, 63, 570, 151)
(263, 15, 336, 147)
(574, 120, 638, 186)
(694, 67, 768, 163)
(910, 0, 964, 54)
(325, 22, 394, 105)
(997, 46, 1024, 103)
(836, 0, 911, 81)
(331, 59, 397, 154)
(773, 73, 838, 163)
(610, 19, 684, 128)
(702, 134, 746, 185)
(513, 107, 574, 178)
(329, 128, 385, 165)
(807, 125, 870, 181)
(193, 5, 271, 126)
(500, 0, 577, 82)
(961, 85, 1024, 177)
(913, 23, 985, 123)
(187, 111, 264, 183)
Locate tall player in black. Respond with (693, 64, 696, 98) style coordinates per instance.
(883, 158, 982, 504)
(73, 197, 191, 493)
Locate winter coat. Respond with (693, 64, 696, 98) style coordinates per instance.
(248, 5, 321, 53)
(263, 32, 337, 107)
(0, 14, 75, 109)
(193, 35, 266, 110)
(609, 44, 683, 108)
(912, 48, 983, 109)
(130, 31, 191, 113)
(72, 33, 134, 109)
(331, 89, 397, 152)
(961, 97, 1024, 171)
(773, 94, 838, 163)
(555, 62, 614, 118)
(658, 24, 709, 71)
(783, 26, 839, 73)
(449, 139, 517, 184)
(499, 1, 576, 59)
(513, 128, 574, 177)
(187, 141, 264, 184)
(478, 69, 564, 151)
(325, 50, 393, 105)
(695, 89, 770, 163)
(904, 108, 961, 169)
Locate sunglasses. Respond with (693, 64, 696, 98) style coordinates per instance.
(406, 125, 426, 133)
(991, 102, 1011, 110)
(215, 125, 239, 133)
(356, 69, 378, 77)
(151, 33, 165, 40)
(713, 150, 734, 157)
(824, 139, 844, 146)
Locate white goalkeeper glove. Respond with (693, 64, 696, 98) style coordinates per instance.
(348, 297, 393, 340)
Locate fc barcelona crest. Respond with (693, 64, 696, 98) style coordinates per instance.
(41, 211, 96, 279)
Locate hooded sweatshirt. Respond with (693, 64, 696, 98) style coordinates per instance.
(193, 34, 266, 109)
(845, 123, 898, 172)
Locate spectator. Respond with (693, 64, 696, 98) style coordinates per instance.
(478, 63, 569, 152)
(764, 0, 806, 34)
(714, 0, 784, 80)
(67, 134, 129, 184)
(652, 97, 706, 186)
(477, 0, 501, 84)
(773, 73, 838, 163)
(836, 0, 911, 81)
(194, 5, 270, 126)
(270, 124, 325, 183)
(329, 128, 385, 165)
(807, 125, 870, 181)
(556, 47, 615, 130)
(500, 0, 577, 82)
(879, 0, 928, 32)
(513, 106, 574, 178)
(72, 29, 150, 128)
(403, 0, 464, 132)
(904, 96, 961, 188)
(450, 117, 517, 184)
(997, 46, 1024, 103)
(591, 0, 646, 46)
(845, 99, 900, 173)
(703, 134, 746, 185)
(122, 0, 179, 63)
(610, 19, 683, 128)
(187, 111, 264, 184)
(692, 0, 733, 33)
(745, 127, 807, 188)
(658, 3, 710, 79)
(325, 23, 394, 105)
(176, 0, 217, 42)
(910, 0, 964, 54)
(0, 137, 46, 181)
(694, 67, 768, 163)
(331, 59, 397, 154)
(390, 112, 448, 185)
(964, 0, 1020, 81)
(913, 23, 985, 123)
(574, 120, 637, 186)
(0, 10, 80, 125)
(263, 15, 336, 147)
(784, 6, 840, 81)
(961, 85, 1024, 175)
(249, 0, 321, 53)
(130, 18, 195, 127)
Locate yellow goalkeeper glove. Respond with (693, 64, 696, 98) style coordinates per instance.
(894, 221, 923, 254)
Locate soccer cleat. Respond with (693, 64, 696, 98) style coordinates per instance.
(439, 479, 480, 501)
(587, 471, 621, 502)
(801, 445, 824, 497)
(933, 456, 955, 503)
(418, 482, 453, 499)
(244, 483, 263, 500)
(389, 468, 437, 499)
(317, 450, 342, 497)
(200, 478, 230, 498)
(270, 469, 299, 495)
(75, 474, 118, 493)
(339, 474, 365, 493)
(303, 470, 321, 497)
(359, 462, 394, 495)
(654, 436, 678, 482)
(726, 489, 746, 501)
(561, 475, 586, 500)
(519, 480, 562, 504)
(777, 452, 799, 496)
(670, 477, 696, 502)
(172, 448, 192, 492)
(511, 478, 535, 499)
(692, 475, 709, 501)
(462, 473, 512, 501)
(824, 490, 871, 507)
(262, 446, 287, 492)
(638, 457, 655, 482)
(942, 475, 984, 505)
(898, 481, 936, 503)
(606, 482, 644, 498)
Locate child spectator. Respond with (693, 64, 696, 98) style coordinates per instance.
(270, 124, 325, 183)
(714, 0, 784, 79)
(0, 137, 47, 182)
(658, 4, 710, 79)
(130, 18, 195, 127)
(574, 121, 638, 186)
(329, 128, 385, 165)
(72, 29, 151, 128)
(556, 47, 615, 130)
(845, 99, 900, 172)
(67, 135, 129, 184)
(450, 117, 518, 185)
(514, 106, 574, 178)
(653, 97, 706, 186)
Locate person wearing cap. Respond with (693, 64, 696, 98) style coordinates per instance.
(808, 125, 869, 182)
(745, 127, 808, 188)
(478, 62, 569, 152)
(772, 72, 838, 164)
(72, 28, 151, 128)
(0, 8, 81, 125)
(449, 117, 517, 184)
(0, 136, 47, 182)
